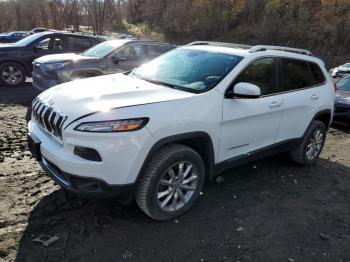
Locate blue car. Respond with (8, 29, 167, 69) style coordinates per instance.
(334, 75, 350, 125)
(0, 31, 29, 43)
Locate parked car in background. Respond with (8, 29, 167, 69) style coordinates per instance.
(0, 32, 105, 87)
(334, 75, 350, 125)
(0, 31, 29, 43)
(28, 42, 334, 220)
(32, 39, 175, 91)
(331, 63, 350, 78)
(30, 28, 57, 35)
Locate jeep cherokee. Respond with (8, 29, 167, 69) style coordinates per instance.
(27, 41, 335, 220)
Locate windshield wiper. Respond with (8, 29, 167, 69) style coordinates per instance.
(137, 76, 176, 89)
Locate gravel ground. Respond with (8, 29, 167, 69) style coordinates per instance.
(0, 83, 350, 262)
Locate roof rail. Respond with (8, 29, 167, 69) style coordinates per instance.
(249, 45, 313, 56)
(187, 41, 252, 50)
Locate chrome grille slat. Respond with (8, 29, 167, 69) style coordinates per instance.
(31, 98, 67, 140)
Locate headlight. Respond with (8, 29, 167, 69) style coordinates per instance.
(45, 62, 70, 70)
(74, 118, 149, 132)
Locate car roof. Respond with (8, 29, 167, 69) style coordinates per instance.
(33, 31, 103, 39)
(181, 42, 324, 65)
(105, 39, 174, 46)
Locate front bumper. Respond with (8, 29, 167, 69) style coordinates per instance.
(28, 132, 135, 201)
(333, 106, 350, 124)
(32, 71, 60, 91)
(28, 118, 155, 192)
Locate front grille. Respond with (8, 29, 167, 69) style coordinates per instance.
(32, 97, 67, 139)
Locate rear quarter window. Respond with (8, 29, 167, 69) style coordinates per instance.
(309, 62, 326, 85)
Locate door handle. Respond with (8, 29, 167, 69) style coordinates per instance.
(269, 101, 282, 108)
(311, 94, 319, 100)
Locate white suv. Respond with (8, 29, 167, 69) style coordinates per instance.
(28, 42, 335, 220)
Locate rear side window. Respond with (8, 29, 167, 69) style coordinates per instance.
(233, 57, 277, 95)
(309, 62, 325, 85)
(117, 44, 145, 60)
(147, 44, 173, 59)
(280, 58, 314, 91)
(67, 37, 93, 51)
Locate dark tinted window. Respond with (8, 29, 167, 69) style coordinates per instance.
(233, 58, 277, 95)
(309, 62, 325, 85)
(117, 44, 144, 60)
(280, 58, 313, 91)
(68, 37, 93, 51)
(147, 44, 173, 59)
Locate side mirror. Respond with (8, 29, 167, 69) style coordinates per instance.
(230, 82, 261, 99)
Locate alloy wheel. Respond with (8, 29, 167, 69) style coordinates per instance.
(306, 128, 324, 160)
(157, 161, 198, 212)
(2, 66, 23, 85)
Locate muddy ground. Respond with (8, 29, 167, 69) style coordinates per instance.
(0, 83, 350, 262)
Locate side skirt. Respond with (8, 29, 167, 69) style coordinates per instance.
(213, 138, 302, 175)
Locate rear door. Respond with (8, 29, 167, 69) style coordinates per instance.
(219, 57, 284, 161)
(275, 58, 327, 142)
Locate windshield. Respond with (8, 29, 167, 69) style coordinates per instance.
(132, 48, 243, 93)
(342, 63, 350, 68)
(16, 33, 44, 46)
(82, 41, 125, 58)
(336, 75, 350, 91)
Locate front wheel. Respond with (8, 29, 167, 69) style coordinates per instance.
(0, 62, 26, 87)
(136, 144, 205, 221)
(290, 120, 327, 166)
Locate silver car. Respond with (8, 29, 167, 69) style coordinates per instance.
(32, 39, 175, 91)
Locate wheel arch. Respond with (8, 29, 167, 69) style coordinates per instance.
(71, 69, 103, 79)
(136, 132, 216, 184)
(312, 109, 332, 129)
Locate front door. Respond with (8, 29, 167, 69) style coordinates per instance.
(219, 57, 284, 161)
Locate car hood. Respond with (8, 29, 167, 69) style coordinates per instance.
(0, 43, 19, 51)
(35, 53, 97, 64)
(37, 73, 195, 125)
(335, 89, 350, 108)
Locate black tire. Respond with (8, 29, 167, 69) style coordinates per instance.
(0, 62, 26, 87)
(136, 144, 205, 221)
(290, 120, 327, 166)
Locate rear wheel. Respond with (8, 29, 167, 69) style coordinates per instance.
(0, 62, 26, 87)
(290, 120, 327, 166)
(136, 144, 205, 221)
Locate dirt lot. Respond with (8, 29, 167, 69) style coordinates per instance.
(0, 83, 350, 262)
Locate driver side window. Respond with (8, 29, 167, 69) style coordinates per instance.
(36, 36, 64, 50)
(233, 58, 277, 96)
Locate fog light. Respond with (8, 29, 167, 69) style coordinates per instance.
(73, 146, 102, 162)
